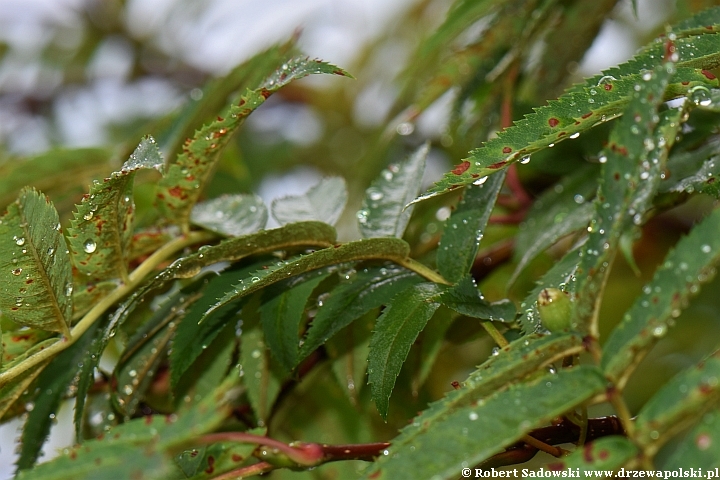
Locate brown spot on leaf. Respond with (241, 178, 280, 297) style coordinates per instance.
(702, 70, 717, 80)
(232, 454, 244, 462)
(488, 161, 507, 169)
(581, 112, 593, 119)
(603, 83, 612, 91)
(502, 146, 512, 154)
(168, 186, 185, 198)
(260, 88, 272, 99)
(451, 161, 471, 175)
(548, 118, 560, 127)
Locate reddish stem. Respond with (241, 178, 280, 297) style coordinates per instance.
(211, 461, 274, 480)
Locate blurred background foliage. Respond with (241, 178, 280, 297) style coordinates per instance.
(2, 0, 720, 476)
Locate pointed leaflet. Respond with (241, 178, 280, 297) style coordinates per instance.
(241, 320, 283, 424)
(440, 275, 515, 321)
(545, 436, 637, 472)
(660, 134, 720, 199)
(271, 177, 348, 226)
(68, 135, 163, 283)
(15, 371, 243, 480)
(16, 321, 100, 471)
(602, 205, 720, 385)
(174, 439, 258, 479)
(204, 237, 411, 319)
(368, 282, 443, 419)
(363, 366, 606, 480)
(572, 58, 675, 335)
(418, 29, 720, 201)
(156, 57, 351, 230)
(635, 350, 720, 451)
(191, 194, 268, 236)
(387, 333, 583, 453)
(511, 166, 597, 285)
(260, 270, 331, 372)
(298, 264, 422, 365)
(437, 171, 505, 283)
(358, 144, 428, 238)
(325, 311, 374, 404)
(413, 306, 454, 389)
(663, 408, 720, 468)
(0, 187, 72, 336)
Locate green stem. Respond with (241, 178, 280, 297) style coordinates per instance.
(396, 257, 451, 285)
(609, 390, 636, 439)
(481, 321, 508, 348)
(0, 230, 217, 388)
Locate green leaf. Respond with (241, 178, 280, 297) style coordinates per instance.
(511, 166, 598, 285)
(663, 408, 720, 468)
(174, 438, 258, 478)
(241, 320, 283, 424)
(72, 317, 109, 441)
(2, 329, 53, 365)
(298, 264, 423, 364)
(364, 365, 606, 480)
(260, 270, 331, 372)
(635, 350, 720, 450)
(156, 57, 351, 230)
(170, 265, 262, 390)
(15, 371, 243, 480)
(191, 194, 268, 236)
(418, 48, 719, 200)
(325, 311, 374, 404)
(204, 237, 411, 320)
(0, 362, 48, 422)
(0, 187, 72, 336)
(368, 282, 443, 419)
(437, 171, 505, 283)
(387, 333, 583, 453)
(67, 135, 163, 283)
(545, 436, 638, 472)
(573, 60, 675, 334)
(517, 246, 582, 334)
(16, 322, 100, 471)
(660, 134, 720, 199)
(439, 275, 515, 321)
(601, 206, 720, 384)
(271, 177, 348, 226)
(413, 306, 454, 389)
(358, 144, 428, 238)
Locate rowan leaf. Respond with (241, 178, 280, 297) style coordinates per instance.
(67, 135, 163, 283)
(364, 365, 606, 480)
(635, 350, 720, 449)
(358, 144, 428, 238)
(191, 194, 268, 236)
(368, 282, 443, 419)
(0, 187, 72, 336)
(439, 275, 515, 321)
(437, 171, 505, 283)
(662, 408, 720, 468)
(573, 59, 675, 334)
(601, 206, 720, 385)
(271, 177, 347, 227)
(387, 333, 583, 453)
(156, 57, 351, 230)
(204, 237, 411, 320)
(298, 264, 423, 365)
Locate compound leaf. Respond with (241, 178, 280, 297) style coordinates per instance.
(191, 194, 268, 236)
(545, 436, 638, 472)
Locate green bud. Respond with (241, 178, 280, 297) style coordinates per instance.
(537, 288, 573, 333)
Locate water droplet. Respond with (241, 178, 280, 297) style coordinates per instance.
(702, 244, 712, 254)
(128, 370, 137, 378)
(251, 349, 261, 359)
(473, 176, 488, 185)
(598, 155, 607, 164)
(396, 122, 414, 136)
(369, 190, 384, 201)
(47, 247, 55, 256)
(597, 75, 617, 86)
(642, 71, 653, 81)
(55, 223, 61, 231)
(65, 283, 73, 296)
(11, 268, 22, 276)
(520, 155, 531, 164)
(468, 412, 478, 421)
(123, 385, 133, 395)
(14, 236, 25, 246)
(573, 194, 584, 204)
(569, 132, 580, 139)
(83, 239, 97, 254)
(688, 85, 712, 107)
(83, 212, 93, 221)
(356, 210, 369, 225)
(652, 325, 667, 337)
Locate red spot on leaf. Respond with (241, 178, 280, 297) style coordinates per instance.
(260, 88, 272, 99)
(205, 456, 215, 474)
(217, 116, 224, 122)
(145, 415, 153, 425)
(502, 146, 512, 154)
(25, 279, 33, 284)
(488, 161, 507, 169)
(168, 186, 184, 198)
(70, 450, 77, 460)
(451, 381, 460, 389)
(558, 131, 566, 137)
(682, 81, 690, 86)
(548, 118, 560, 127)
(547, 463, 566, 471)
(451, 161, 471, 175)
(702, 70, 717, 80)
(581, 112, 593, 119)
(599, 449, 609, 460)
(664, 40, 676, 61)
(583, 443, 594, 462)
(232, 454, 243, 462)
(604, 83, 612, 91)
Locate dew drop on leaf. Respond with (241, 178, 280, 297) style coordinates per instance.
(473, 176, 488, 185)
(14, 236, 25, 246)
(11, 268, 22, 276)
(520, 155, 531, 164)
(689, 85, 712, 107)
(83, 212, 93, 221)
(83, 239, 97, 253)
